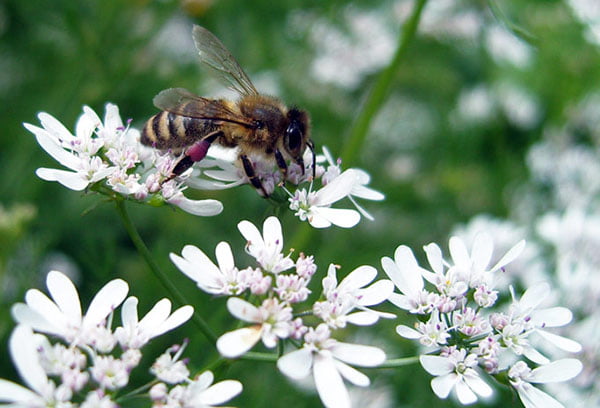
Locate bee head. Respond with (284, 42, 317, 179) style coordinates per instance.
(284, 108, 311, 172)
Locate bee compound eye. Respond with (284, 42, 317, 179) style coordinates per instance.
(286, 121, 303, 152)
(254, 120, 265, 130)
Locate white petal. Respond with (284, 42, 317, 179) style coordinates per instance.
(25, 123, 80, 169)
(331, 342, 386, 367)
(334, 360, 370, 386)
(423, 243, 444, 275)
(490, 239, 525, 272)
(388, 293, 413, 311)
(455, 378, 478, 404)
(36, 168, 88, 191)
(37, 112, 74, 141)
(9, 326, 48, 396)
(237, 220, 264, 249)
(530, 307, 572, 327)
(226, 297, 261, 323)
(82, 278, 128, 328)
(396, 325, 422, 339)
(311, 207, 360, 228)
(314, 169, 356, 206)
(345, 311, 380, 326)
(449, 236, 470, 269)
(523, 346, 550, 365)
(516, 382, 564, 408)
(534, 330, 582, 353)
(430, 373, 458, 399)
(518, 282, 550, 310)
(121, 297, 139, 327)
(420, 355, 454, 376)
(393, 246, 424, 295)
(263, 216, 284, 251)
(138, 298, 171, 334)
(464, 370, 493, 397)
(471, 233, 493, 272)
(277, 348, 313, 380)
(174, 245, 221, 284)
(167, 195, 223, 216)
(11, 303, 62, 336)
(152, 305, 194, 337)
(198, 380, 243, 405)
(46, 270, 82, 324)
(529, 359, 583, 383)
(76, 107, 100, 138)
(216, 326, 262, 358)
(313, 352, 351, 408)
(351, 183, 384, 201)
(215, 241, 236, 273)
(0, 379, 42, 404)
(103, 103, 123, 132)
(339, 265, 376, 291)
(23, 289, 69, 334)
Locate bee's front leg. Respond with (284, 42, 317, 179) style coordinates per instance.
(240, 154, 269, 197)
(274, 149, 288, 186)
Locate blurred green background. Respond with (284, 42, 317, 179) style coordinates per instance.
(1, 0, 598, 406)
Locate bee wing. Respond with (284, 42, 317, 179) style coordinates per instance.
(192, 25, 259, 97)
(153, 88, 256, 127)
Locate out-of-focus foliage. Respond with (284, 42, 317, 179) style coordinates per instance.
(1, 0, 598, 406)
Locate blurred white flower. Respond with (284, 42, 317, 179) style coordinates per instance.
(289, 169, 361, 228)
(508, 359, 583, 408)
(420, 348, 493, 405)
(0, 325, 67, 407)
(12, 270, 128, 348)
(277, 324, 386, 408)
(313, 264, 394, 328)
(217, 297, 292, 358)
(238, 216, 295, 273)
(151, 342, 190, 384)
(114, 297, 193, 349)
(156, 371, 242, 408)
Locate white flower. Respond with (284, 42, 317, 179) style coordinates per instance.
(508, 359, 583, 408)
(238, 216, 294, 273)
(80, 390, 117, 408)
(151, 343, 190, 384)
(289, 169, 361, 228)
(507, 282, 582, 364)
(420, 348, 493, 405)
(382, 245, 432, 313)
(396, 311, 450, 347)
(170, 242, 248, 295)
(165, 371, 243, 408)
(0, 326, 68, 407)
(313, 264, 394, 328)
(114, 297, 193, 349)
(11, 270, 128, 348)
(25, 108, 114, 191)
(217, 297, 292, 358)
(445, 233, 525, 288)
(321, 146, 385, 220)
(277, 324, 386, 408)
(90, 355, 129, 390)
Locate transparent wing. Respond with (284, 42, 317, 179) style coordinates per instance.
(153, 88, 255, 127)
(192, 25, 258, 96)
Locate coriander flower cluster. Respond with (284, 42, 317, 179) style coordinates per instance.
(1, 270, 241, 407)
(26, 104, 382, 228)
(383, 233, 583, 407)
(171, 216, 394, 408)
(25, 104, 223, 216)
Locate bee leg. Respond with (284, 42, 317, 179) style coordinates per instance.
(240, 154, 269, 197)
(274, 149, 288, 186)
(166, 131, 223, 181)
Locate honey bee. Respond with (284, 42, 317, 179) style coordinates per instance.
(141, 25, 314, 197)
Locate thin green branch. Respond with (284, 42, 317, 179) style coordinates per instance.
(341, 0, 428, 166)
(375, 356, 420, 369)
(115, 199, 218, 345)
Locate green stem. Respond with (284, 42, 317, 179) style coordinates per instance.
(114, 380, 155, 403)
(341, 0, 428, 166)
(375, 356, 420, 369)
(115, 199, 218, 344)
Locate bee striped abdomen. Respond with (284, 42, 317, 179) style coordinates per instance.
(141, 110, 219, 150)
